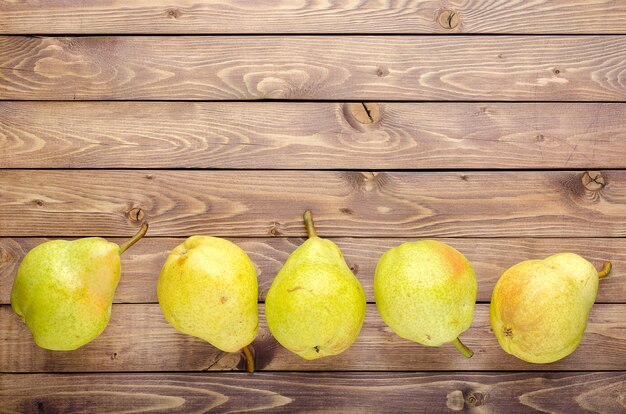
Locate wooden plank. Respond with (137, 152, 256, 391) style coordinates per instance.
(1, 237, 623, 305)
(1, 372, 624, 414)
(2, 0, 626, 34)
(1, 170, 625, 238)
(3, 101, 626, 169)
(1, 304, 624, 372)
(2, 36, 625, 101)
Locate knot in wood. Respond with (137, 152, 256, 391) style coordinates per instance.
(437, 9, 460, 29)
(361, 171, 379, 181)
(268, 222, 282, 236)
(467, 392, 485, 407)
(361, 172, 380, 191)
(376, 67, 389, 77)
(166, 8, 181, 19)
(339, 207, 353, 215)
(345, 103, 381, 127)
(582, 171, 605, 191)
(127, 207, 145, 223)
(342, 103, 384, 132)
(0, 246, 12, 264)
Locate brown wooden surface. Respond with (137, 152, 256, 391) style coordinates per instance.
(2, 0, 626, 34)
(2, 1, 626, 412)
(2, 36, 626, 101)
(1, 304, 625, 372)
(0, 170, 623, 238)
(3, 101, 626, 169)
(1, 237, 624, 305)
(1, 372, 624, 413)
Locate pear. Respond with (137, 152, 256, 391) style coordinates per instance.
(11, 223, 149, 351)
(265, 211, 366, 360)
(490, 253, 611, 364)
(158, 236, 258, 372)
(374, 240, 476, 358)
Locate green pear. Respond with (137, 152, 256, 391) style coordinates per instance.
(490, 253, 611, 364)
(265, 211, 366, 360)
(374, 240, 476, 358)
(11, 223, 149, 351)
(158, 236, 258, 372)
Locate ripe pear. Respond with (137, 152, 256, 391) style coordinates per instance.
(374, 240, 476, 358)
(158, 236, 258, 372)
(490, 253, 611, 364)
(265, 211, 366, 360)
(11, 223, 149, 351)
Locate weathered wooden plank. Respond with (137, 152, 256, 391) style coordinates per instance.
(1, 372, 624, 414)
(1, 238, 623, 304)
(2, 36, 625, 101)
(2, 0, 626, 34)
(1, 304, 624, 372)
(3, 102, 626, 169)
(0, 170, 624, 238)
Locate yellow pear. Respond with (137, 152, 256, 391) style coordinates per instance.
(374, 240, 476, 357)
(490, 253, 611, 363)
(11, 224, 148, 351)
(265, 211, 366, 360)
(158, 236, 258, 371)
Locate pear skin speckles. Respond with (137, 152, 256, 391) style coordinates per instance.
(490, 253, 600, 363)
(374, 240, 477, 348)
(10, 238, 121, 351)
(265, 237, 366, 360)
(158, 236, 258, 353)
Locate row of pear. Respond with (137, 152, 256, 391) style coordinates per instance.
(10, 211, 611, 372)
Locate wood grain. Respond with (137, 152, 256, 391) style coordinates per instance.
(1, 237, 623, 305)
(3, 101, 626, 169)
(0, 170, 625, 238)
(2, 0, 626, 34)
(1, 372, 624, 414)
(2, 2, 624, 411)
(1, 304, 624, 372)
(2, 36, 626, 101)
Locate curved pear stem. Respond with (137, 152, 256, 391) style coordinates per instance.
(242, 345, 255, 373)
(452, 337, 473, 358)
(119, 223, 149, 255)
(598, 261, 612, 279)
(303, 210, 317, 238)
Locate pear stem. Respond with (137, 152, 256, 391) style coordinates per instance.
(303, 210, 317, 238)
(242, 345, 255, 373)
(598, 261, 612, 279)
(452, 337, 473, 358)
(119, 223, 149, 255)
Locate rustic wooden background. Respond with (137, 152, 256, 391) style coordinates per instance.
(1, 1, 626, 412)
